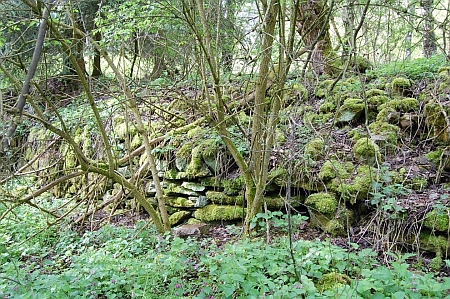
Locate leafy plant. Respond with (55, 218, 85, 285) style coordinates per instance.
(367, 54, 449, 80)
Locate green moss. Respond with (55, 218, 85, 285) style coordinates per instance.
(380, 98, 419, 112)
(305, 192, 337, 215)
(318, 160, 352, 181)
(221, 176, 245, 195)
(424, 209, 450, 232)
(303, 112, 322, 127)
(176, 143, 193, 159)
(365, 89, 387, 98)
(391, 77, 411, 95)
(169, 211, 192, 226)
(317, 272, 351, 293)
(206, 191, 244, 205)
(352, 137, 382, 165)
(338, 165, 374, 203)
(424, 103, 450, 144)
(430, 251, 443, 271)
(304, 138, 325, 160)
(319, 101, 336, 114)
(376, 107, 397, 123)
(186, 146, 211, 178)
(166, 197, 196, 208)
(419, 233, 450, 253)
(335, 98, 365, 123)
(324, 219, 345, 237)
(367, 95, 389, 108)
(315, 80, 335, 98)
(408, 176, 427, 191)
(115, 122, 138, 140)
(438, 66, 450, 80)
(426, 150, 443, 165)
(186, 126, 206, 139)
(368, 121, 400, 146)
(347, 128, 366, 142)
(193, 204, 245, 221)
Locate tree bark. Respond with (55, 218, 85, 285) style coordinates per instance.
(1, 2, 52, 153)
(421, 0, 437, 58)
(296, 0, 339, 76)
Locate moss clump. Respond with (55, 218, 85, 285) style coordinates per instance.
(186, 146, 212, 178)
(221, 176, 245, 195)
(379, 97, 419, 113)
(426, 149, 444, 165)
(115, 122, 138, 140)
(365, 89, 387, 98)
(291, 82, 309, 102)
(193, 204, 245, 221)
(424, 103, 450, 144)
(419, 233, 450, 253)
(305, 192, 337, 215)
(318, 160, 352, 181)
(376, 106, 397, 123)
(335, 98, 365, 123)
(206, 191, 244, 205)
(352, 137, 381, 165)
(317, 272, 351, 293)
(186, 126, 206, 139)
(166, 197, 196, 208)
(315, 79, 335, 98)
(438, 66, 450, 80)
(424, 209, 450, 232)
(429, 251, 443, 271)
(304, 138, 325, 160)
(169, 211, 192, 226)
(319, 101, 336, 114)
(367, 95, 389, 109)
(338, 165, 374, 203)
(391, 77, 411, 95)
(368, 121, 400, 146)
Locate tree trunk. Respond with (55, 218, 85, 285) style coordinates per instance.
(92, 30, 102, 77)
(421, 0, 437, 58)
(296, 0, 339, 76)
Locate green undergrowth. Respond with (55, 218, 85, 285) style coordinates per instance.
(367, 54, 449, 80)
(1, 203, 450, 299)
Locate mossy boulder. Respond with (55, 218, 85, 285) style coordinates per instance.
(304, 138, 325, 160)
(335, 98, 365, 124)
(305, 192, 338, 215)
(164, 183, 200, 196)
(419, 233, 450, 254)
(317, 272, 351, 293)
(169, 211, 192, 226)
(424, 102, 450, 144)
(367, 95, 389, 110)
(391, 77, 411, 96)
(193, 204, 245, 221)
(166, 197, 196, 208)
(380, 97, 419, 113)
(206, 191, 244, 206)
(424, 209, 450, 232)
(222, 176, 245, 195)
(318, 160, 352, 181)
(338, 165, 374, 203)
(368, 121, 400, 148)
(352, 137, 382, 165)
(319, 101, 336, 114)
(426, 149, 450, 170)
(438, 66, 450, 80)
(365, 89, 387, 98)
